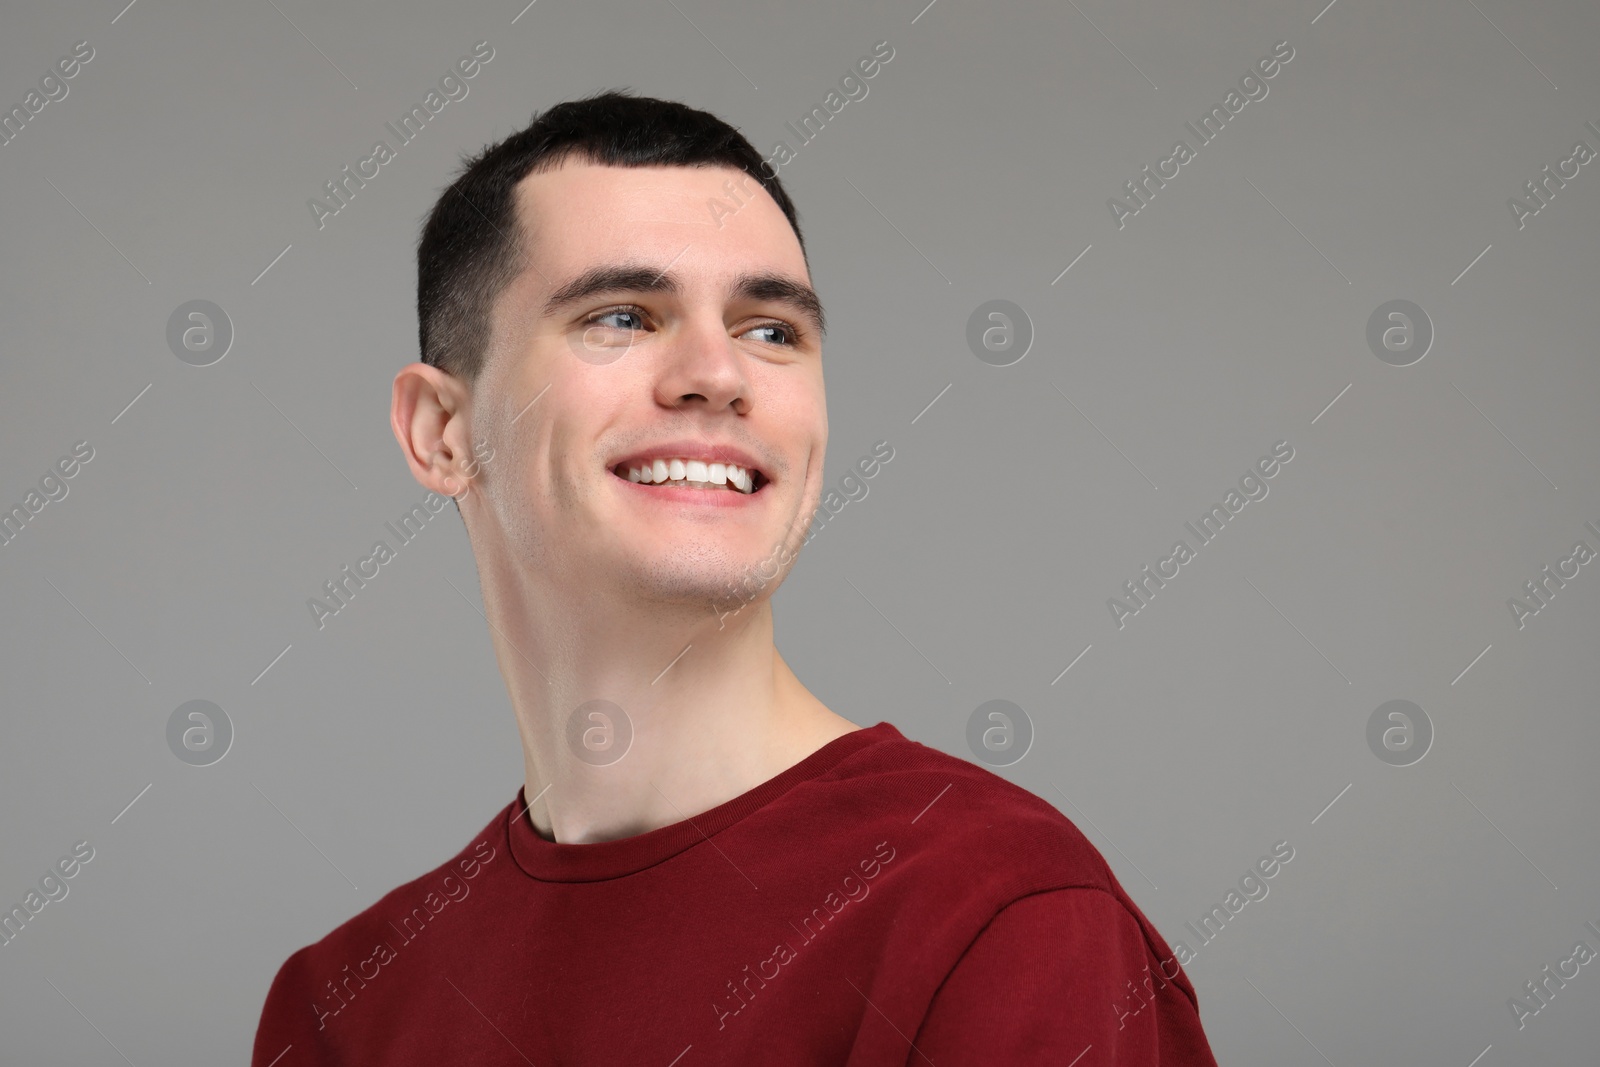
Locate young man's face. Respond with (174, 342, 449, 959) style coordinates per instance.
(470, 159, 828, 615)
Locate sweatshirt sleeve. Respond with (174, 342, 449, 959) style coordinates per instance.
(907, 888, 1218, 1066)
(252, 946, 332, 1066)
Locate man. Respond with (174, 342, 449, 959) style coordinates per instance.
(252, 89, 1218, 1065)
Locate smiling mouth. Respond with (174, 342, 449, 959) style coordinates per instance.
(611, 460, 768, 494)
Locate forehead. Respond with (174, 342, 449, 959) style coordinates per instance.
(509, 159, 809, 291)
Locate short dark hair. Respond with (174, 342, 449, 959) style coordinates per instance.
(416, 88, 809, 386)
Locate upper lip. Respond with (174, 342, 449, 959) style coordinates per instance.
(609, 440, 770, 482)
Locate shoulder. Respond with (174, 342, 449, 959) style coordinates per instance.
(913, 886, 1216, 1062)
(830, 727, 1121, 898)
(817, 729, 1210, 1046)
(256, 800, 510, 1003)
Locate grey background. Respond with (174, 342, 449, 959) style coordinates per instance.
(2, 0, 1597, 1062)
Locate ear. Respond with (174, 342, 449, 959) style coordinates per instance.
(391, 362, 477, 498)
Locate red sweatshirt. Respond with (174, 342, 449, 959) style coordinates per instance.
(252, 721, 1217, 1065)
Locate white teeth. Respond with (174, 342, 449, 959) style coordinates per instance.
(621, 457, 759, 494)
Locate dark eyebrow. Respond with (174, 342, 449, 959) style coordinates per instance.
(540, 264, 826, 338)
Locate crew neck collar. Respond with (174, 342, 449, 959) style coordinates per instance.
(506, 720, 902, 883)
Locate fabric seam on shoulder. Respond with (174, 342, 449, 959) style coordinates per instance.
(912, 883, 1200, 1052)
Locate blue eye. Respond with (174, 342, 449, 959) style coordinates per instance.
(589, 308, 646, 330)
(745, 322, 797, 346)
(582, 307, 802, 347)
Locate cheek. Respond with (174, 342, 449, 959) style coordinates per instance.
(537, 434, 581, 503)
(481, 430, 553, 526)
(786, 418, 827, 499)
(764, 371, 827, 454)
(755, 386, 822, 499)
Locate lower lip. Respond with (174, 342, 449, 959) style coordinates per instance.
(611, 472, 767, 508)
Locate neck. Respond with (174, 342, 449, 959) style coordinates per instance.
(474, 543, 858, 846)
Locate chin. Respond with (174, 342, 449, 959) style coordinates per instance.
(626, 551, 769, 607)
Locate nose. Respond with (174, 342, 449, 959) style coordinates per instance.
(654, 314, 750, 416)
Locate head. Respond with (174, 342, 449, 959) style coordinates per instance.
(392, 90, 829, 621)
